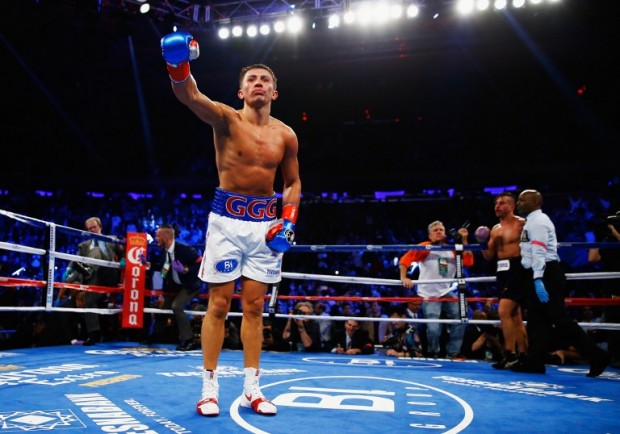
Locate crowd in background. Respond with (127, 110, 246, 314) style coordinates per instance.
(0, 184, 618, 362)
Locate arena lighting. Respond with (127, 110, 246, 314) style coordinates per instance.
(207, 0, 562, 41)
(259, 23, 271, 35)
(218, 27, 230, 39)
(246, 24, 258, 37)
(287, 15, 303, 33)
(139, 3, 150, 13)
(351, 2, 404, 26)
(343, 10, 356, 24)
(456, 0, 475, 15)
(374, 190, 405, 200)
(455, 0, 555, 16)
(390, 4, 404, 19)
(476, 0, 490, 11)
(232, 24, 243, 37)
(328, 14, 341, 29)
(406, 4, 420, 18)
(273, 20, 286, 33)
(494, 0, 507, 9)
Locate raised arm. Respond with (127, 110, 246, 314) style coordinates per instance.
(161, 32, 228, 130)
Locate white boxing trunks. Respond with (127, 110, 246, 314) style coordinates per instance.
(198, 188, 283, 284)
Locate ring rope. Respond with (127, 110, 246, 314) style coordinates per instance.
(0, 241, 46, 255)
(2, 209, 620, 333)
(281, 271, 620, 286)
(289, 241, 620, 252)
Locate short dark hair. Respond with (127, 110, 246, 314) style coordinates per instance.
(239, 64, 277, 89)
(497, 191, 516, 201)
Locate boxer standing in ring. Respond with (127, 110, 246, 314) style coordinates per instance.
(161, 32, 301, 417)
(476, 192, 528, 369)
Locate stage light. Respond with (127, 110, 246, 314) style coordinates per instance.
(406, 4, 419, 18)
(494, 0, 507, 9)
(274, 20, 286, 33)
(218, 27, 230, 39)
(476, 0, 490, 11)
(139, 3, 150, 13)
(343, 10, 356, 24)
(356, 5, 373, 25)
(456, 0, 475, 15)
(232, 25, 243, 37)
(530, 0, 542, 4)
(328, 14, 340, 29)
(389, 5, 403, 19)
(287, 15, 303, 33)
(246, 24, 258, 37)
(259, 24, 271, 35)
(513, 0, 526, 8)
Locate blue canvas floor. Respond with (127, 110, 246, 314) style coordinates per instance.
(1, 342, 618, 433)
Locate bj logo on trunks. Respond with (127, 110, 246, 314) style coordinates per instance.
(216, 258, 239, 273)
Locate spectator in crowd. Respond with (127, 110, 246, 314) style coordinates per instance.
(315, 302, 333, 351)
(381, 306, 424, 358)
(261, 318, 290, 352)
(460, 309, 503, 361)
(399, 220, 473, 358)
(511, 189, 610, 376)
(223, 319, 241, 350)
(57, 290, 87, 344)
(330, 318, 375, 355)
(147, 224, 203, 351)
(282, 301, 322, 352)
(405, 299, 427, 355)
(63, 217, 124, 346)
(476, 192, 528, 369)
(588, 211, 620, 368)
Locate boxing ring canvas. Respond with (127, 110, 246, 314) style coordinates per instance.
(1, 342, 618, 433)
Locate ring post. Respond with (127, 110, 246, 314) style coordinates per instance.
(455, 243, 468, 322)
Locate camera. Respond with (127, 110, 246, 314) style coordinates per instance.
(293, 309, 303, 315)
(448, 221, 469, 244)
(595, 212, 620, 241)
(448, 228, 462, 243)
(262, 328, 272, 338)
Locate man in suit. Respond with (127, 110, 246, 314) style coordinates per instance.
(63, 216, 124, 345)
(149, 224, 203, 351)
(330, 318, 375, 355)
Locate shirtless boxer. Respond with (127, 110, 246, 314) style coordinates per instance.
(476, 192, 528, 369)
(161, 32, 301, 417)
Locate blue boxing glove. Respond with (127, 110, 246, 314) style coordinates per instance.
(266, 204, 299, 253)
(62, 267, 74, 282)
(161, 31, 200, 83)
(534, 279, 549, 303)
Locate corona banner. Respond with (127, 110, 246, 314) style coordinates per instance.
(122, 232, 148, 328)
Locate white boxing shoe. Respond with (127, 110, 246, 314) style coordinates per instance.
(196, 370, 220, 417)
(240, 367, 277, 416)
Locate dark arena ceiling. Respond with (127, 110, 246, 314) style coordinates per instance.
(1, 0, 619, 195)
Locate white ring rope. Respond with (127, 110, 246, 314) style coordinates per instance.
(282, 271, 620, 286)
(0, 241, 46, 256)
(54, 251, 121, 268)
(2, 209, 620, 332)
